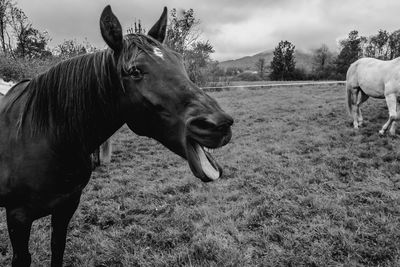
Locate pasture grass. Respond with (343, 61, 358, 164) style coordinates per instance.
(1, 84, 400, 266)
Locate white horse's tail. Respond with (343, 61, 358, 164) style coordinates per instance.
(346, 82, 353, 116)
(345, 62, 357, 116)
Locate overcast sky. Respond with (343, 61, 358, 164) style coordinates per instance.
(16, 0, 400, 61)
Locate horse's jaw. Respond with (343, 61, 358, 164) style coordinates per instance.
(185, 138, 224, 183)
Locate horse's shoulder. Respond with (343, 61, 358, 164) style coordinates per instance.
(352, 58, 386, 72)
(349, 57, 369, 69)
(358, 57, 379, 64)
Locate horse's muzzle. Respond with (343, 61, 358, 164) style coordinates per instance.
(187, 113, 233, 148)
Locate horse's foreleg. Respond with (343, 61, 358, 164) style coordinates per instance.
(389, 98, 400, 135)
(357, 91, 369, 127)
(380, 94, 397, 135)
(6, 207, 33, 267)
(50, 194, 81, 267)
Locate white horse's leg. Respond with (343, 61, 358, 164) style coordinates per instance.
(389, 99, 400, 135)
(390, 121, 396, 136)
(356, 91, 369, 127)
(379, 93, 397, 135)
(351, 88, 360, 129)
(99, 138, 112, 164)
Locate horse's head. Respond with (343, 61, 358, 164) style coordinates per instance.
(100, 6, 233, 182)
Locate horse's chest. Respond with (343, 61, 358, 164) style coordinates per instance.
(0, 140, 91, 207)
(45, 175, 89, 209)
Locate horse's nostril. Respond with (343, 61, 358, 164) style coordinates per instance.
(224, 115, 234, 126)
(190, 118, 216, 130)
(189, 114, 234, 132)
(216, 122, 231, 132)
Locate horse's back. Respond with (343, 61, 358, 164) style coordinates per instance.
(347, 57, 399, 98)
(0, 79, 93, 208)
(0, 80, 55, 207)
(0, 81, 38, 205)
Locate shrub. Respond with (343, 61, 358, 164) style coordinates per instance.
(291, 68, 312, 80)
(0, 56, 24, 81)
(0, 55, 60, 82)
(235, 71, 261, 81)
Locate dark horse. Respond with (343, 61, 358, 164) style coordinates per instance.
(0, 6, 233, 267)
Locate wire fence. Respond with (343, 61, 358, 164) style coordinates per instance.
(201, 81, 346, 92)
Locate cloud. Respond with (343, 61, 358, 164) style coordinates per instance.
(16, 0, 400, 61)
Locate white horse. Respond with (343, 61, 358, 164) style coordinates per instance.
(0, 79, 10, 104)
(346, 57, 400, 135)
(0, 78, 13, 95)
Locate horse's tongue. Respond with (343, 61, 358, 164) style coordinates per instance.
(194, 143, 220, 180)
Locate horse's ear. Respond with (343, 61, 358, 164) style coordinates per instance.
(100, 5, 123, 53)
(148, 7, 168, 43)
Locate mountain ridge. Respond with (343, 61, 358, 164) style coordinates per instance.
(218, 50, 314, 72)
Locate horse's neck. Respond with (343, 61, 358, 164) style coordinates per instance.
(21, 51, 125, 154)
(87, 109, 124, 152)
(71, 92, 125, 154)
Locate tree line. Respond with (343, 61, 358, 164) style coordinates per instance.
(0, 0, 104, 81)
(0, 0, 70, 59)
(261, 28, 400, 81)
(0, 3, 218, 87)
(0, 2, 397, 84)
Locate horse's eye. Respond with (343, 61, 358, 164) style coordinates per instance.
(130, 68, 143, 80)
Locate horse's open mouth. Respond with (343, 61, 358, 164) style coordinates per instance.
(186, 139, 222, 182)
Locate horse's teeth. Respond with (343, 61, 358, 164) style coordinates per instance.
(204, 147, 218, 153)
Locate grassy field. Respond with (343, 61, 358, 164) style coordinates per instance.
(1, 84, 400, 266)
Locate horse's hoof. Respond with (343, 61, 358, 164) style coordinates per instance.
(378, 130, 385, 136)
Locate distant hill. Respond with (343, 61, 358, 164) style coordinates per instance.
(218, 50, 314, 73)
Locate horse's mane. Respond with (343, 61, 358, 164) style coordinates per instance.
(3, 50, 121, 145)
(2, 34, 160, 146)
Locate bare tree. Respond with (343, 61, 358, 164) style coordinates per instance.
(255, 58, 266, 80)
(0, 0, 12, 54)
(312, 44, 333, 79)
(127, 19, 146, 34)
(166, 8, 201, 54)
(9, 6, 29, 57)
(165, 8, 215, 86)
(9, 6, 50, 58)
